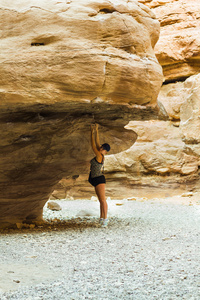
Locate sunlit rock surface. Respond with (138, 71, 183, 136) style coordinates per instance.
(139, 0, 200, 82)
(0, 0, 163, 228)
(180, 74, 200, 145)
(110, 120, 199, 178)
(57, 0, 200, 201)
(54, 119, 199, 200)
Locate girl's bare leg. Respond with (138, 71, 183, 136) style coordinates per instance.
(95, 183, 108, 219)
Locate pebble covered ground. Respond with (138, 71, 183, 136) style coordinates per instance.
(0, 196, 200, 300)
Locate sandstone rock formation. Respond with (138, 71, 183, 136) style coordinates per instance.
(55, 0, 200, 201)
(47, 201, 62, 211)
(139, 0, 200, 82)
(108, 119, 199, 178)
(0, 0, 163, 228)
(180, 74, 200, 145)
(56, 116, 199, 200)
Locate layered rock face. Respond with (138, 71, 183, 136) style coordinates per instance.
(58, 0, 200, 200)
(111, 1, 200, 194)
(0, 0, 163, 227)
(106, 74, 200, 181)
(110, 1, 200, 195)
(139, 0, 200, 82)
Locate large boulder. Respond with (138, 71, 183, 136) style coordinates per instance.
(0, 0, 162, 105)
(0, 0, 163, 228)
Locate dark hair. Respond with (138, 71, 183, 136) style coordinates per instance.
(101, 143, 110, 152)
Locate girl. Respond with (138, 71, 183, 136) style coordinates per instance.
(89, 124, 110, 227)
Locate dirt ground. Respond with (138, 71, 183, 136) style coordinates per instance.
(0, 193, 200, 299)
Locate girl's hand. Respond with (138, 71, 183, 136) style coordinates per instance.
(95, 123, 99, 131)
(91, 124, 95, 133)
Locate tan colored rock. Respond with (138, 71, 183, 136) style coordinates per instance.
(47, 201, 62, 211)
(158, 74, 200, 122)
(158, 74, 200, 121)
(181, 192, 194, 198)
(139, 0, 200, 82)
(51, 75, 200, 200)
(180, 74, 200, 144)
(0, 0, 163, 106)
(158, 83, 186, 120)
(57, 119, 199, 200)
(0, 0, 163, 228)
(106, 120, 199, 176)
(98, 0, 200, 198)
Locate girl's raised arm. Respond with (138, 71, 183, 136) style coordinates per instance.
(95, 123, 101, 151)
(90, 124, 102, 161)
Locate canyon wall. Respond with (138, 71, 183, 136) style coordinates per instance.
(56, 0, 200, 200)
(139, 0, 200, 82)
(0, 0, 163, 227)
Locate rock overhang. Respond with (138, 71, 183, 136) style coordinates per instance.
(0, 0, 163, 106)
(0, 0, 164, 228)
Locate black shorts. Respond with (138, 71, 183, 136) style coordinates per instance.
(88, 172, 106, 187)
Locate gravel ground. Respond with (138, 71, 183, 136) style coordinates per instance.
(0, 196, 200, 300)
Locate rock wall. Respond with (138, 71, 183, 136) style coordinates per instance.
(58, 0, 200, 200)
(139, 0, 200, 82)
(0, 0, 163, 228)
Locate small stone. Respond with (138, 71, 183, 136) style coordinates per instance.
(127, 197, 137, 201)
(13, 280, 20, 283)
(181, 192, 193, 197)
(47, 201, 62, 211)
(114, 282, 123, 287)
(162, 237, 171, 241)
